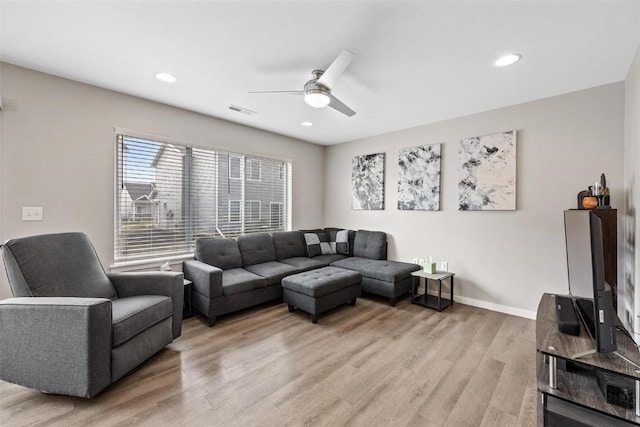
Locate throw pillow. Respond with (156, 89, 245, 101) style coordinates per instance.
(334, 229, 350, 255)
(326, 229, 350, 255)
(304, 232, 335, 257)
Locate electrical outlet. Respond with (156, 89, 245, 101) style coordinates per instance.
(22, 206, 43, 221)
(440, 261, 448, 271)
(412, 258, 419, 265)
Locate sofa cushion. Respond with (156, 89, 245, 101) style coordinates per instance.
(221, 268, 268, 296)
(238, 233, 277, 266)
(195, 238, 243, 270)
(353, 230, 387, 260)
(312, 253, 348, 264)
(330, 257, 420, 282)
(111, 295, 173, 347)
(304, 233, 335, 257)
(1, 232, 117, 299)
(272, 231, 306, 260)
(280, 256, 328, 271)
(244, 261, 300, 286)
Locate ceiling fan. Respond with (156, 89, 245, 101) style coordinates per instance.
(250, 49, 356, 117)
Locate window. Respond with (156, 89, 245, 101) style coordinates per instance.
(229, 155, 241, 179)
(115, 132, 292, 263)
(270, 202, 283, 228)
(278, 163, 285, 180)
(246, 200, 261, 222)
(229, 200, 241, 223)
(246, 159, 261, 181)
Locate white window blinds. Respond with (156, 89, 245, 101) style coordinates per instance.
(115, 133, 292, 262)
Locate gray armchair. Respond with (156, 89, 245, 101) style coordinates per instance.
(0, 232, 183, 398)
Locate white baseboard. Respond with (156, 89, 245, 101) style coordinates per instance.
(453, 295, 537, 319)
(424, 290, 536, 319)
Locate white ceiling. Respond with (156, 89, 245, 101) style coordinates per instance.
(2, 1, 640, 146)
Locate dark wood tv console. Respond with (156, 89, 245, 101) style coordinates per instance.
(536, 293, 640, 426)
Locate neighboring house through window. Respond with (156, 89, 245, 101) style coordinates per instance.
(115, 132, 292, 263)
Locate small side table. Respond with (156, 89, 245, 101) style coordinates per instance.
(410, 271, 455, 312)
(183, 279, 193, 319)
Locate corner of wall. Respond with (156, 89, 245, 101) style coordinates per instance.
(624, 45, 640, 340)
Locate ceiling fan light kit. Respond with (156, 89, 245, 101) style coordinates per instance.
(251, 49, 356, 117)
(304, 90, 331, 108)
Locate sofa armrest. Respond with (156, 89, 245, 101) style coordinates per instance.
(108, 272, 184, 339)
(183, 260, 223, 299)
(0, 297, 112, 398)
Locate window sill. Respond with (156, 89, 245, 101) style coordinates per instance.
(110, 253, 194, 272)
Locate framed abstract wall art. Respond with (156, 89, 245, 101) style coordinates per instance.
(352, 152, 385, 210)
(458, 130, 516, 211)
(398, 144, 441, 210)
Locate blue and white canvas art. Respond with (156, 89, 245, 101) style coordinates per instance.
(352, 153, 385, 210)
(458, 131, 516, 211)
(398, 144, 441, 210)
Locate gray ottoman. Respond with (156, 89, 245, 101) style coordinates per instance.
(281, 266, 361, 323)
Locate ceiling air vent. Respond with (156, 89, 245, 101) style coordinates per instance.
(229, 104, 256, 115)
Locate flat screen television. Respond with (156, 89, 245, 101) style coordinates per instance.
(564, 209, 617, 353)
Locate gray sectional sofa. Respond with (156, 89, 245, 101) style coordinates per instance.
(183, 228, 420, 326)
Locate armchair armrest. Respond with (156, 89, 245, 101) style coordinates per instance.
(108, 272, 184, 339)
(183, 260, 223, 299)
(0, 297, 112, 398)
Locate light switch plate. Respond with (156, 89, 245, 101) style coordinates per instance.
(22, 207, 43, 221)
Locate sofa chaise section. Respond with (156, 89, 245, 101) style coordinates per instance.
(330, 230, 420, 305)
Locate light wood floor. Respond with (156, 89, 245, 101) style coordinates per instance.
(0, 297, 537, 427)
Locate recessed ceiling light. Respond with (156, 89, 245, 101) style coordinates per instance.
(301, 121, 314, 127)
(494, 53, 521, 67)
(155, 72, 177, 83)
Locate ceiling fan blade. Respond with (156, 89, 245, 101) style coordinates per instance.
(249, 90, 304, 95)
(328, 93, 356, 117)
(316, 49, 354, 89)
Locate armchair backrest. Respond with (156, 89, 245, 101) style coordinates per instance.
(194, 237, 243, 270)
(1, 232, 117, 299)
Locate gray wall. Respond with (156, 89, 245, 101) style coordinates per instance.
(0, 63, 325, 299)
(324, 83, 625, 317)
(0, 61, 634, 319)
(624, 47, 640, 338)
